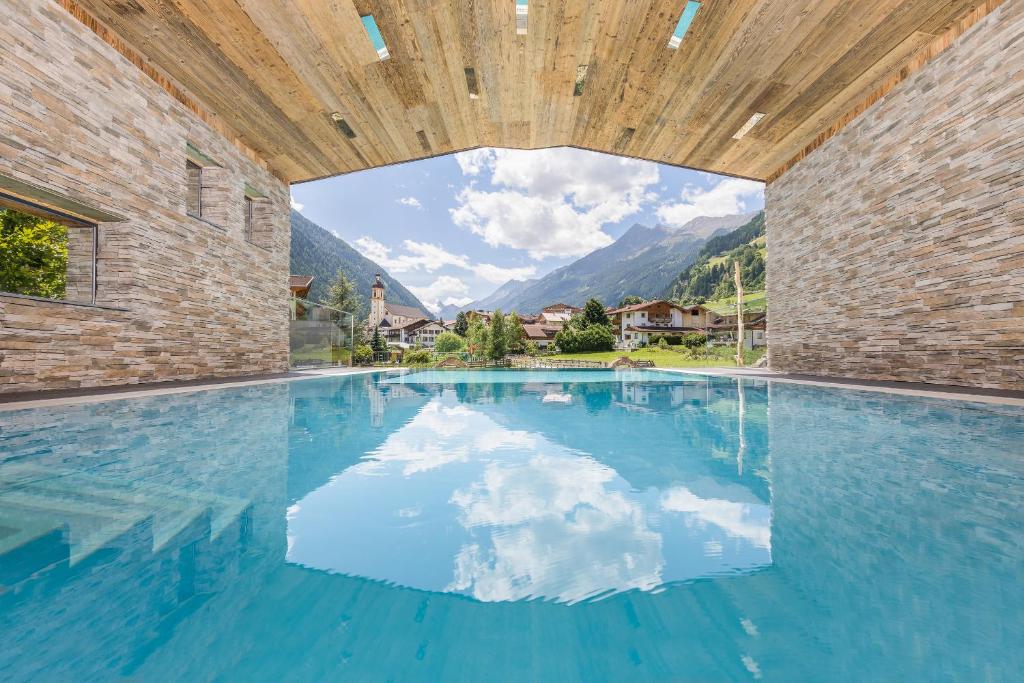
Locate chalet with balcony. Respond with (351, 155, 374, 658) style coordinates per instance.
(607, 300, 712, 348)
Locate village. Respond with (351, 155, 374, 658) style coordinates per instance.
(290, 272, 766, 365)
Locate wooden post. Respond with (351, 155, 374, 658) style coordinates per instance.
(734, 260, 745, 367)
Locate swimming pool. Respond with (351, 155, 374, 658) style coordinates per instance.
(1, 369, 1021, 681)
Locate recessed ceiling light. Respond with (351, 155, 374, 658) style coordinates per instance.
(574, 64, 589, 97)
(516, 1, 528, 35)
(732, 112, 766, 140)
(361, 15, 390, 60)
(465, 67, 480, 99)
(330, 113, 357, 139)
(668, 1, 701, 49)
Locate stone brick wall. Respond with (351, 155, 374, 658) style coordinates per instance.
(0, 1, 290, 393)
(766, 1, 1024, 390)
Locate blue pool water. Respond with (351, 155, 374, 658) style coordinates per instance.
(0, 369, 1022, 681)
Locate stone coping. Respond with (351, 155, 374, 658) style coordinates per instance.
(1, 366, 1021, 412)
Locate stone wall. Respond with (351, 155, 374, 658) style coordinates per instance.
(0, 1, 290, 393)
(765, 1, 1024, 390)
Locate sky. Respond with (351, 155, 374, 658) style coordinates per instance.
(290, 147, 765, 314)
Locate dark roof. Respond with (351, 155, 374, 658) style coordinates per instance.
(523, 324, 558, 340)
(289, 274, 314, 290)
(385, 302, 428, 319)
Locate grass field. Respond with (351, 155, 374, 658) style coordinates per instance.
(545, 346, 765, 368)
(703, 290, 766, 315)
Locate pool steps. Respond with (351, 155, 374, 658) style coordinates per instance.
(0, 462, 250, 565)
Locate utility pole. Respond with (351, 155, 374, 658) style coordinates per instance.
(734, 260, 745, 367)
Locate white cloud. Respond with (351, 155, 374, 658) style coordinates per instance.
(397, 196, 423, 209)
(354, 237, 536, 284)
(656, 177, 764, 228)
(454, 149, 495, 176)
(290, 195, 304, 212)
(471, 263, 537, 284)
(409, 275, 471, 314)
(450, 148, 659, 259)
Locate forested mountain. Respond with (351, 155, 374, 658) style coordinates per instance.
(455, 212, 756, 314)
(668, 212, 766, 303)
(289, 210, 427, 317)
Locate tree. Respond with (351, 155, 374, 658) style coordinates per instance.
(321, 268, 362, 321)
(0, 208, 68, 299)
(370, 326, 388, 355)
(453, 311, 469, 337)
(466, 320, 489, 359)
(505, 312, 526, 353)
(582, 298, 610, 327)
(488, 310, 507, 359)
(434, 331, 465, 353)
(618, 295, 644, 307)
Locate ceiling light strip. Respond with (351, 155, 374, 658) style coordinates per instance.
(732, 112, 766, 140)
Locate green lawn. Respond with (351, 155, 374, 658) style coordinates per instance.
(545, 346, 765, 368)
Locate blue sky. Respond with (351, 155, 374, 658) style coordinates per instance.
(291, 147, 764, 313)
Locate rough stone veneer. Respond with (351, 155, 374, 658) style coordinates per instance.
(0, 1, 290, 393)
(766, 1, 1024, 390)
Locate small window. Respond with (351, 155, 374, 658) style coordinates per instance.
(244, 195, 255, 241)
(244, 184, 272, 249)
(0, 194, 97, 305)
(186, 159, 202, 217)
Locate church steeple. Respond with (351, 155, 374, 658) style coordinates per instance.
(369, 272, 386, 328)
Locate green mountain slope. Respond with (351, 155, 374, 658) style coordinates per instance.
(667, 212, 766, 303)
(289, 210, 427, 318)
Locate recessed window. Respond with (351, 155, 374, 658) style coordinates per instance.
(668, 1, 701, 49)
(0, 194, 97, 305)
(186, 159, 202, 218)
(516, 1, 528, 35)
(361, 15, 390, 60)
(574, 64, 589, 97)
(244, 184, 272, 249)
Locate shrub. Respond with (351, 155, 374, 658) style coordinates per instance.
(524, 340, 539, 356)
(555, 323, 616, 353)
(434, 331, 465, 353)
(656, 337, 669, 349)
(681, 332, 708, 350)
(402, 349, 433, 365)
(352, 345, 373, 365)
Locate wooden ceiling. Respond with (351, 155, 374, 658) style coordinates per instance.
(68, 0, 997, 183)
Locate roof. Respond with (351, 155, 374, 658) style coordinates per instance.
(288, 274, 314, 291)
(608, 300, 701, 315)
(523, 324, 558, 340)
(541, 303, 580, 312)
(65, 1, 985, 183)
(539, 311, 573, 323)
(384, 302, 428, 319)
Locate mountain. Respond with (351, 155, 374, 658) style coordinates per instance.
(289, 210, 428, 318)
(668, 212, 766, 303)
(455, 211, 757, 314)
(438, 277, 538, 319)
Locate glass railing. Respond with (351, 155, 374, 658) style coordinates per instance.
(289, 297, 355, 368)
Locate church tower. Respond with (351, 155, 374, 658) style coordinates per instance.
(369, 273, 386, 328)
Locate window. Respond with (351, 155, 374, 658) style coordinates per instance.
(668, 1, 701, 49)
(244, 195, 255, 241)
(186, 159, 202, 217)
(361, 15, 390, 60)
(0, 194, 97, 305)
